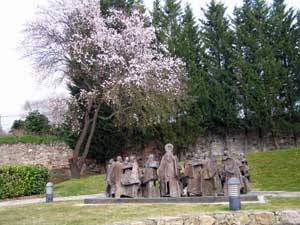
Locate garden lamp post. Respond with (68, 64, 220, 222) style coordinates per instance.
(46, 182, 54, 203)
(228, 177, 241, 210)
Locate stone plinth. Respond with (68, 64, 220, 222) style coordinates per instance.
(84, 195, 258, 204)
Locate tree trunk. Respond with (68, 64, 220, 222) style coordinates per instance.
(271, 129, 279, 150)
(69, 159, 81, 179)
(258, 128, 264, 151)
(293, 131, 298, 147)
(70, 102, 93, 179)
(70, 104, 101, 179)
(244, 129, 248, 152)
(223, 132, 228, 151)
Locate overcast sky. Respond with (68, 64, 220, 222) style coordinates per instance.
(0, 0, 300, 131)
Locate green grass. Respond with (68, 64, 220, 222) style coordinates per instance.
(0, 135, 63, 144)
(0, 197, 299, 225)
(246, 148, 300, 191)
(54, 175, 106, 197)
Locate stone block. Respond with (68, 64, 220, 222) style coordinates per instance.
(214, 213, 240, 225)
(280, 210, 300, 225)
(252, 211, 275, 225)
(234, 212, 251, 225)
(199, 215, 216, 225)
(183, 215, 201, 225)
(156, 217, 184, 225)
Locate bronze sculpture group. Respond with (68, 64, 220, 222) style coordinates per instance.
(106, 144, 251, 198)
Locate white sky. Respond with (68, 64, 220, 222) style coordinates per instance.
(0, 0, 299, 131)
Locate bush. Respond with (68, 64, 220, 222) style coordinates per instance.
(0, 165, 49, 199)
(24, 111, 51, 135)
(11, 120, 25, 130)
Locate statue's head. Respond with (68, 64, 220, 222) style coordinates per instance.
(124, 156, 129, 163)
(117, 156, 122, 162)
(109, 158, 114, 164)
(164, 143, 174, 154)
(193, 153, 199, 160)
(129, 155, 136, 162)
(148, 154, 155, 161)
(238, 152, 244, 158)
(222, 151, 230, 161)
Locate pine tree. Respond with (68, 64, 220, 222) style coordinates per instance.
(152, 0, 166, 46)
(152, 0, 182, 55)
(100, 0, 143, 14)
(200, 0, 238, 148)
(233, 0, 282, 148)
(269, 0, 297, 142)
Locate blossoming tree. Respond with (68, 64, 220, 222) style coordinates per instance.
(23, 0, 186, 178)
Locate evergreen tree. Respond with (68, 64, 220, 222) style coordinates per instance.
(233, 0, 281, 148)
(152, 0, 166, 46)
(150, 2, 206, 153)
(152, 0, 182, 55)
(200, 0, 238, 148)
(268, 0, 300, 146)
(100, 0, 143, 15)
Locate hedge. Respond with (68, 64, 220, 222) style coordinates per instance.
(0, 165, 49, 199)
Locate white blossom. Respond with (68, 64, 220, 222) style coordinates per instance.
(23, 0, 186, 131)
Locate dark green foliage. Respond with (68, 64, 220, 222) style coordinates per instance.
(200, 0, 239, 138)
(10, 120, 25, 131)
(0, 165, 49, 199)
(24, 111, 50, 135)
(148, 0, 300, 153)
(233, 0, 300, 147)
(100, 0, 144, 15)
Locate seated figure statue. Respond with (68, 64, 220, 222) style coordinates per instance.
(201, 153, 223, 196)
(121, 155, 141, 198)
(142, 154, 160, 198)
(221, 151, 244, 195)
(184, 153, 202, 196)
(158, 143, 181, 197)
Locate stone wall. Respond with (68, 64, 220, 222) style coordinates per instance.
(187, 131, 300, 157)
(0, 142, 73, 182)
(108, 210, 300, 225)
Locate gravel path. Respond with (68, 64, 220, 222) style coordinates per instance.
(0, 193, 105, 208)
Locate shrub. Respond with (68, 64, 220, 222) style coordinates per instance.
(11, 120, 25, 131)
(0, 165, 49, 199)
(24, 111, 51, 135)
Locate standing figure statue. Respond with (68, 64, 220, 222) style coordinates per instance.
(109, 156, 123, 198)
(121, 155, 141, 198)
(184, 153, 202, 196)
(142, 154, 160, 198)
(201, 153, 223, 196)
(221, 151, 244, 195)
(236, 153, 251, 194)
(158, 143, 181, 197)
(105, 158, 115, 197)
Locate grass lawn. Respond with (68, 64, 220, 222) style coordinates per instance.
(0, 197, 299, 225)
(53, 148, 300, 197)
(0, 135, 62, 144)
(247, 148, 300, 191)
(54, 175, 106, 197)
